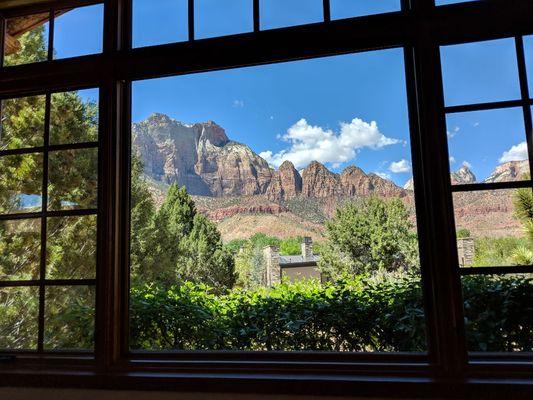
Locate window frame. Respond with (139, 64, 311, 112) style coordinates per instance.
(0, 0, 532, 397)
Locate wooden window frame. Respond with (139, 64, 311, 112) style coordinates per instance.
(0, 0, 532, 397)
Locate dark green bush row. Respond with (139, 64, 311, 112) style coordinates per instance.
(130, 274, 533, 353)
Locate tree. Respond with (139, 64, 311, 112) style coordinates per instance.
(318, 197, 419, 279)
(511, 180, 533, 265)
(130, 182, 236, 291)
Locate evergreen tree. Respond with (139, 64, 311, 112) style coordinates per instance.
(318, 197, 419, 279)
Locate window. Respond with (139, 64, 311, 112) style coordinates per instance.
(0, 0, 532, 395)
(2, 3, 103, 66)
(130, 49, 426, 352)
(441, 36, 533, 352)
(0, 88, 99, 351)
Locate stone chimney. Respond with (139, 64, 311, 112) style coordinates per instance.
(457, 237, 475, 267)
(263, 245, 281, 286)
(301, 237, 313, 260)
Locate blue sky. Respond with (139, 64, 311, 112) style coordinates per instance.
(48, 2, 532, 187)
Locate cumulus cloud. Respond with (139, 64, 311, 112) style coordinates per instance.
(259, 118, 401, 169)
(499, 141, 528, 163)
(449, 156, 456, 164)
(462, 161, 472, 169)
(447, 126, 460, 138)
(232, 99, 245, 108)
(388, 159, 411, 173)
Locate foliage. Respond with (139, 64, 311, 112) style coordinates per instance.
(456, 228, 471, 239)
(473, 236, 530, 267)
(131, 274, 427, 352)
(130, 274, 533, 352)
(511, 183, 533, 265)
(130, 182, 236, 290)
(318, 197, 419, 279)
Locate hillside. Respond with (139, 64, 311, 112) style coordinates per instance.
(134, 113, 528, 240)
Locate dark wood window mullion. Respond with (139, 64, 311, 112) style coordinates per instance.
(47, 8, 55, 62)
(515, 36, 533, 188)
(37, 92, 51, 353)
(323, 0, 331, 23)
(188, 0, 194, 41)
(253, 0, 260, 32)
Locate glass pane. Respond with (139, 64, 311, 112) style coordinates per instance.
(1, 95, 46, 151)
(47, 215, 97, 280)
(453, 188, 533, 267)
(462, 274, 532, 352)
(446, 108, 530, 185)
(436, 0, 480, 4)
(0, 219, 41, 281)
(133, 0, 188, 47)
(524, 35, 533, 97)
(260, 0, 323, 30)
(0, 153, 43, 214)
(44, 285, 95, 350)
(0, 286, 39, 350)
(4, 13, 49, 66)
(331, 0, 400, 20)
(50, 88, 99, 145)
(441, 38, 521, 106)
(195, 0, 253, 39)
(53, 5, 104, 59)
(130, 50, 426, 352)
(48, 148, 98, 211)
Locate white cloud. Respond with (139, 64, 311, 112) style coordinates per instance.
(462, 161, 472, 169)
(270, 115, 275, 120)
(473, 122, 480, 128)
(388, 159, 411, 173)
(375, 172, 391, 180)
(259, 118, 400, 169)
(232, 100, 245, 108)
(447, 126, 460, 138)
(449, 156, 456, 164)
(499, 141, 528, 163)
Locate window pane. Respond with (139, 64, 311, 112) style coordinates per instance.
(453, 188, 533, 267)
(48, 148, 98, 211)
(195, 0, 253, 39)
(441, 38, 521, 106)
(3, 13, 49, 66)
(50, 89, 99, 145)
(44, 285, 95, 350)
(133, 0, 188, 47)
(260, 0, 323, 30)
(46, 215, 97, 280)
(0, 286, 39, 350)
(462, 273, 532, 352)
(331, 0, 400, 20)
(0, 153, 43, 214)
(446, 108, 530, 185)
(53, 5, 104, 59)
(0, 219, 41, 281)
(1, 95, 46, 151)
(524, 35, 533, 98)
(436, 0, 480, 5)
(130, 50, 426, 352)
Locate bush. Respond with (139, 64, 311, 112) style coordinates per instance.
(130, 274, 532, 352)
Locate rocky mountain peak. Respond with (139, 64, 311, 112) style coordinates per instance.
(195, 120, 229, 147)
(451, 164, 476, 185)
(484, 160, 529, 183)
(266, 160, 302, 201)
(302, 161, 340, 198)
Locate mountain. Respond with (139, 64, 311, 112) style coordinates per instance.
(132, 113, 273, 197)
(133, 114, 526, 240)
(133, 113, 408, 201)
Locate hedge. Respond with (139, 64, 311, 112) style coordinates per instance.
(130, 274, 532, 352)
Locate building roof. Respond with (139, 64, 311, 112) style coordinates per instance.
(279, 255, 320, 266)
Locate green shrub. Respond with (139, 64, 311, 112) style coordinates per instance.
(130, 274, 532, 353)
